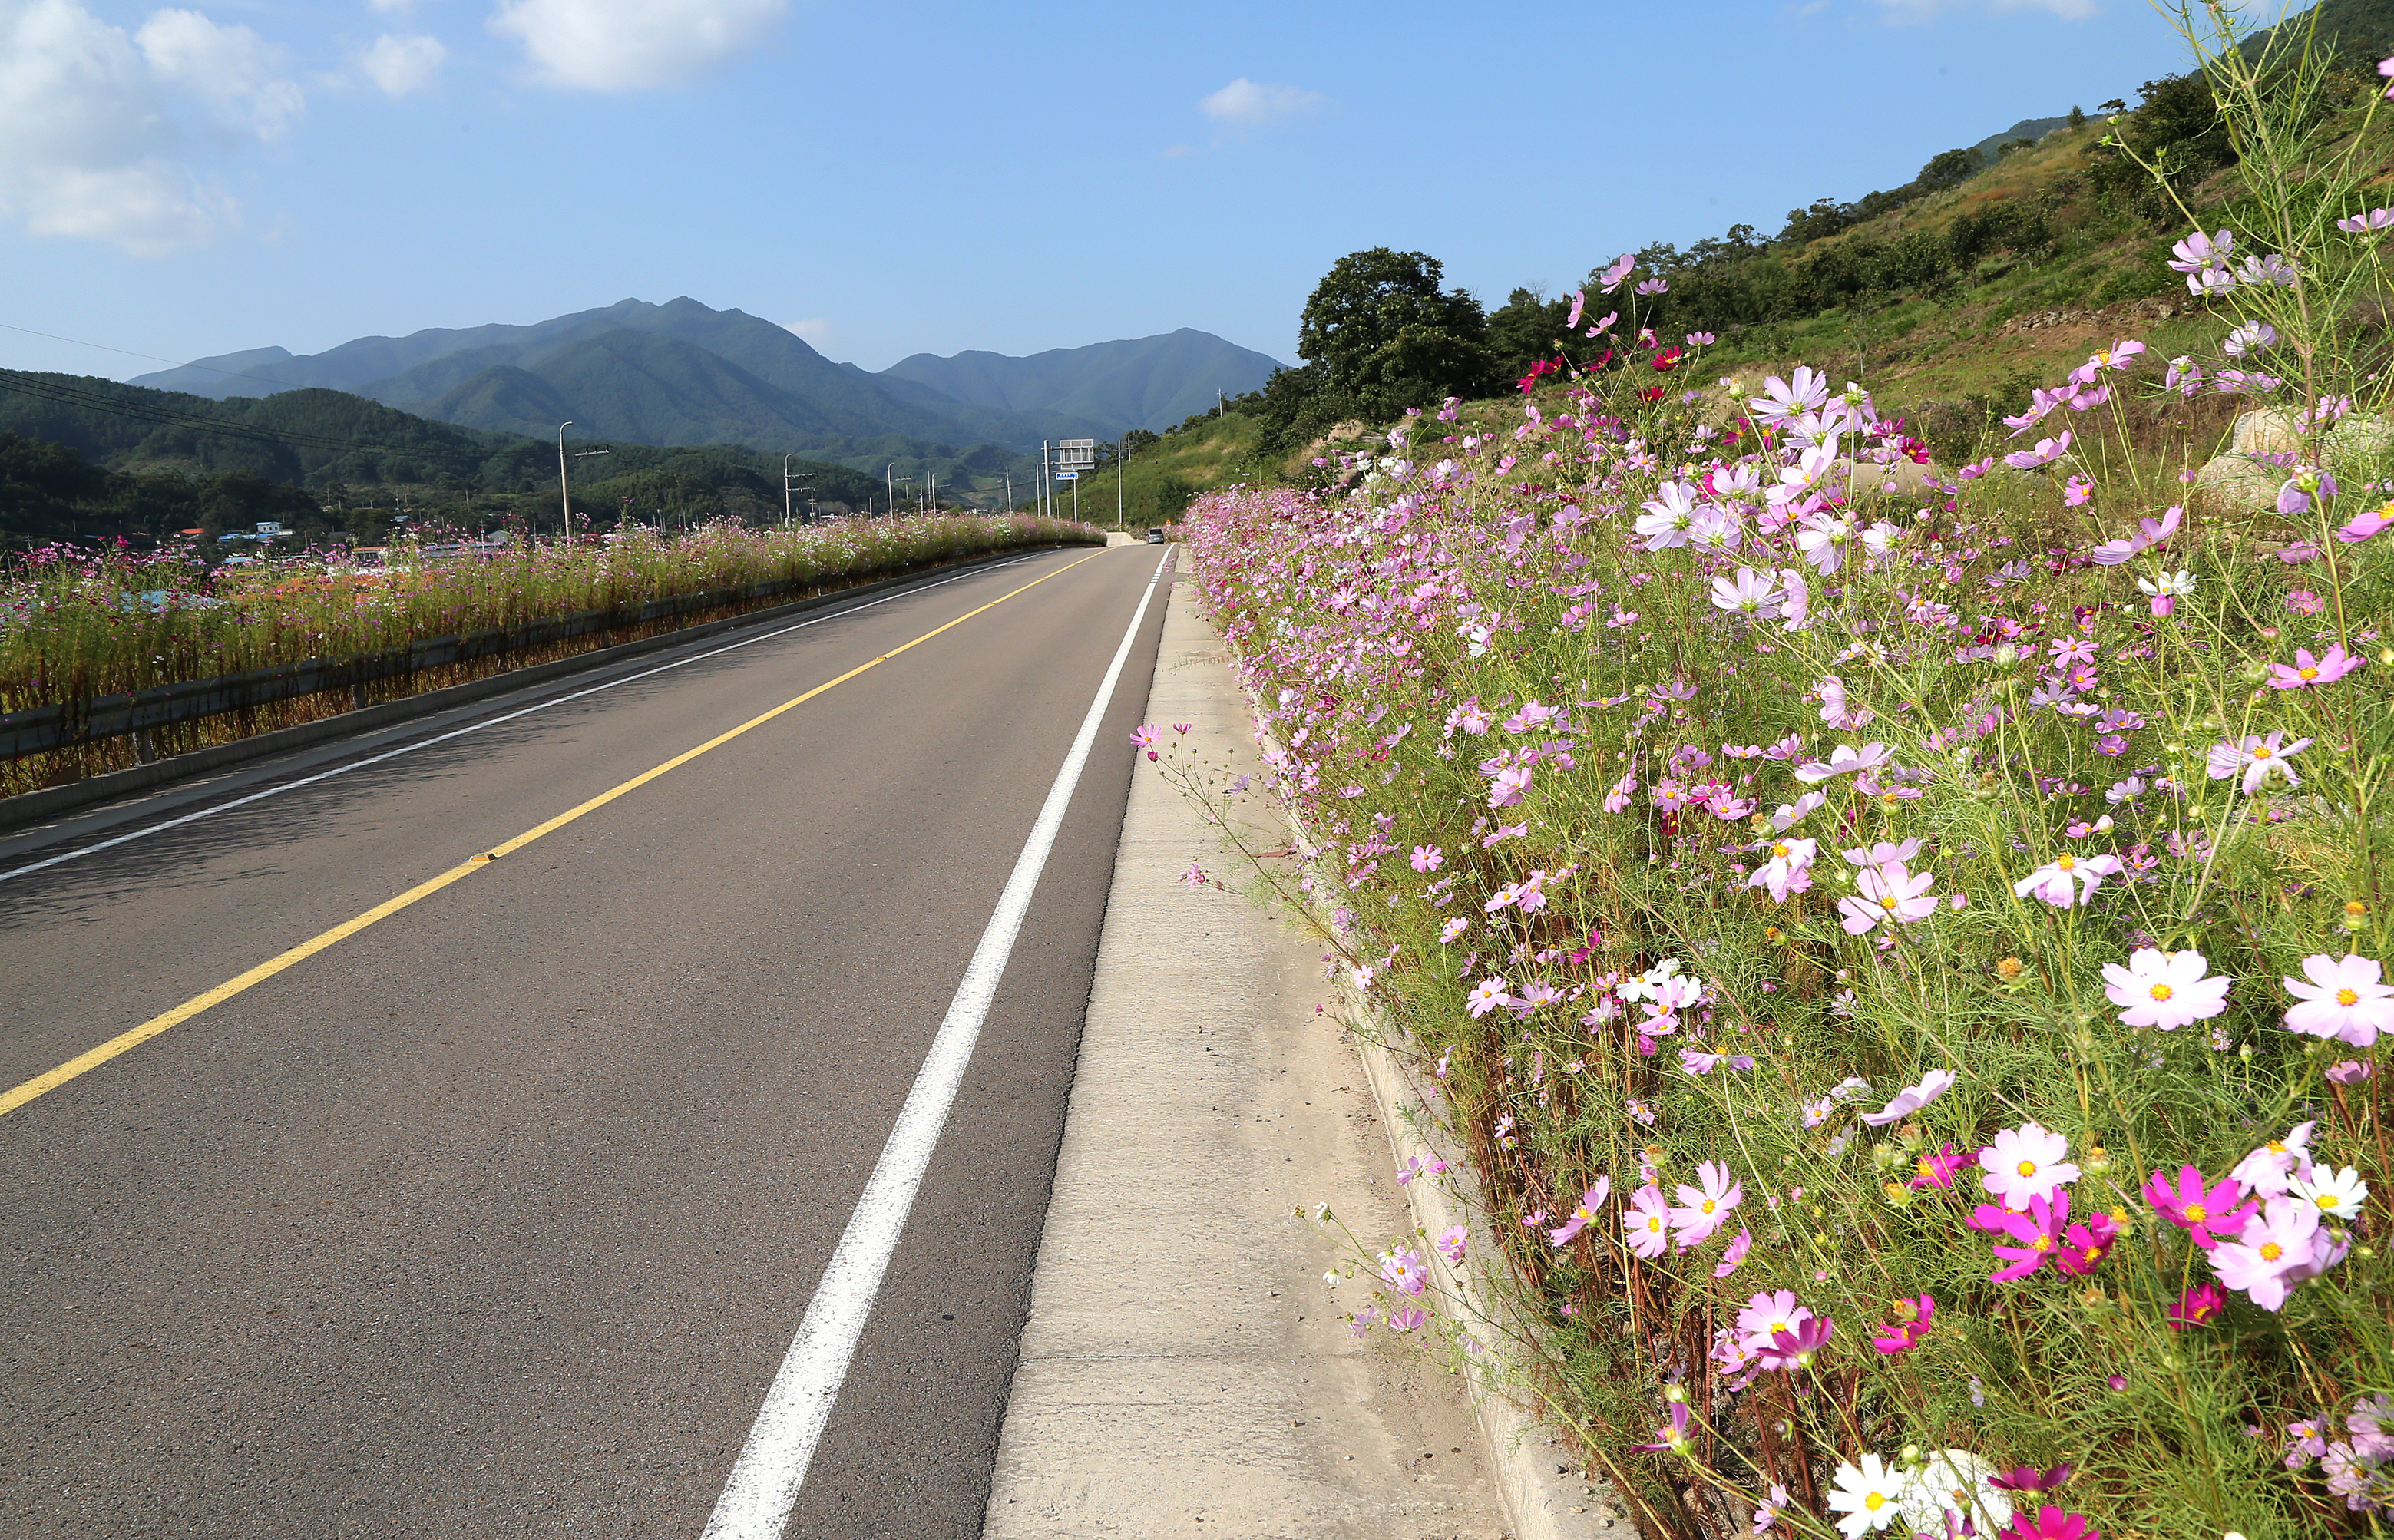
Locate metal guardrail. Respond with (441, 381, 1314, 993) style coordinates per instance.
(1, 565, 892, 761)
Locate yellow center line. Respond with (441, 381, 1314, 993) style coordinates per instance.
(0, 546, 1116, 1120)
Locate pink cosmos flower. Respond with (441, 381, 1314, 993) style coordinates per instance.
(1837, 861, 1939, 934)
(2283, 953, 2394, 1046)
(1465, 977, 1512, 1018)
(2003, 430, 2073, 471)
(1488, 765, 1532, 808)
(1129, 724, 1160, 750)
(1747, 837, 1817, 902)
(1988, 1463, 2074, 1494)
(1860, 1068, 1956, 1127)
(1794, 741, 1893, 784)
(1633, 1403, 1692, 1454)
(2328, 1058, 2374, 1084)
(1435, 1224, 1469, 1264)
(1709, 567, 1784, 620)
(1623, 1185, 1672, 1258)
(1714, 1228, 1752, 1278)
(2142, 1165, 2254, 1249)
(1602, 774, 1636, 814)
(1565, 290, 1586, 329)
(1736, 1290, 1811, 1355)
(2012, 851, 2124, 908)
(2267, 643, 2364, 689)
(2338, 505, 2394, 544)
(1377, 1245, 1430, 1297)
(2100, 947, 2232, 1030)
(2230, 1121, 2317, 1198)
(2207, 730, 2312, 795)
(1870, 1294, 1935, 1353)
(1979, 1122, 2079, 1208)
(1546, 1179, 1612, 1248)
(2211, 1195, 2324, 1310)
(1668, 1160, 1744, 1248)
(1410, 844, 1443, 873)
(2088, 504, 2183, 565)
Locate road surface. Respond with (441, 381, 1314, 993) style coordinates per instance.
(0, 543, 1172, 1538)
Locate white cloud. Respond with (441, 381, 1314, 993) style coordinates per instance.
(0, 0, 302, 256)
(1197, 77, 1322, 132)
(782, 317, 837, 353)
(358, 31, 445, 96)
(488, 0, 786, 91)
(136, 8, 303, 140)
(369, 0, 414, 12)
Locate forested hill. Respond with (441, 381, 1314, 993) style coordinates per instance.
(0, 371, 894, 550)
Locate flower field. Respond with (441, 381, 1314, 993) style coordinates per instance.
(1168, 30, 2394, 1540)
(0, 514, 1096, 792)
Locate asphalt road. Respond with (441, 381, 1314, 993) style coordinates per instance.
(0, 542, 1174, 1538)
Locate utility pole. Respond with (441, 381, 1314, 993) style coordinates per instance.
(1116, 435, 1126, 530)
(556, 422, 607, 548)
(784, 454, 795, 530)
(887, 463, 896, 520)
(1005, 467, 1013, 513)
(1040, 441, 1051, 520)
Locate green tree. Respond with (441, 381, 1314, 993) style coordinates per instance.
(1295, 249, 1496, 411)
(1255, 248, 1496, 450)
(1917, 147, 1979, 190)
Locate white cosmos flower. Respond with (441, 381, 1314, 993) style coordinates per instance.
(1827, 1454, 1910, 1538)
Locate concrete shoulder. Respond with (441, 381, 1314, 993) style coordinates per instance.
(984, 579, 1509, 1539)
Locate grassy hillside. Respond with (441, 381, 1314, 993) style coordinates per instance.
(1041, 411, 1270, 528)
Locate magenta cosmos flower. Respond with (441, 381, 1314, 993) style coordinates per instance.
(2268, 643, 2364, 689)
(2283, 953, 2394, 1047)
(1910, 1142, 1973, 1189)
(2167, 1281, 2227, 1330)
(2142, 1165, 2254, 1248)
(1870, 1294, 1935, 1353)
(1989, 1191, 2072, 1281)
(1979, 1122, 2079, 1208)
(2099, 947, 2231, 1031)
(2002, 1505, 2103, 1540)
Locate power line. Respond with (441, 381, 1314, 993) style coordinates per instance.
(0, 320, 307, 392)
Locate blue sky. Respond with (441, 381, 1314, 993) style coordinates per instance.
(0, 0, 2217, 380)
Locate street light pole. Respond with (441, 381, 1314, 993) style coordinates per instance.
(784, 454, 795, 530)
(556, 422, 574, 547)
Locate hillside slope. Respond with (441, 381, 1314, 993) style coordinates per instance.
(879, 329, 1283, 433)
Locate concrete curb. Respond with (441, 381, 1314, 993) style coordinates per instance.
(0, 542, 1079, 834)
(1349, 1027, 1629, 1540)
(1179, 583, 1632, 1540)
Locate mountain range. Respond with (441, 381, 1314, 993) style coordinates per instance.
(131, 300, 1284, 469)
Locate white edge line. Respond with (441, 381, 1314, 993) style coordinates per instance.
(0, 554, 1046, 886)
(699, 546, 1172, 1540)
